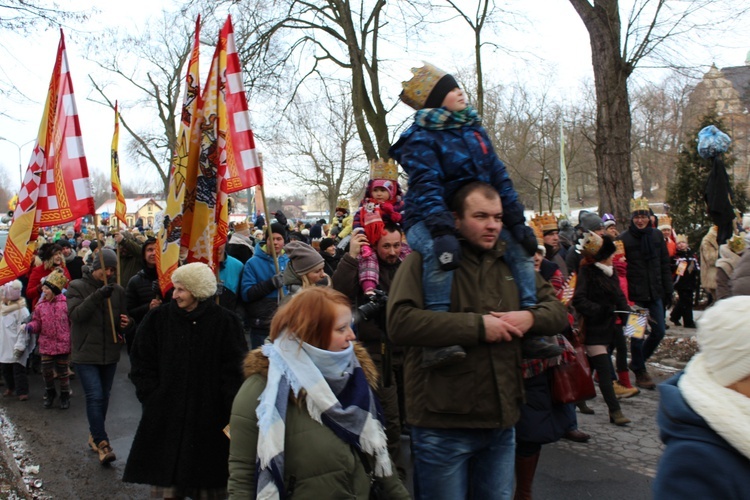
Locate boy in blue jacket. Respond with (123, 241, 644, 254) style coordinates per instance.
(389, 62, 561, 367)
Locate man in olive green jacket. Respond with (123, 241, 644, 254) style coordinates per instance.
(387, 181, 567, 500)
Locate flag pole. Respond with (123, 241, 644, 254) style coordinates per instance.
(257, 154, 284, 297)
(97, 234, 118, 344)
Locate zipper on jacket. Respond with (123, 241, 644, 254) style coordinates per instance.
(473, 131, 488, 155)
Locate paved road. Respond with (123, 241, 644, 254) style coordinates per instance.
(0, 338, 683, 499)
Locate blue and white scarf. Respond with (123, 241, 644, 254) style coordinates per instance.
(255, 333, 391, 499)
(415, 105, 481, 130)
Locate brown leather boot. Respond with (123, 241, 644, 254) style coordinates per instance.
(635, 370, 656, 390)
(97, 440, 116, 464)
(514, 451, 541, 500)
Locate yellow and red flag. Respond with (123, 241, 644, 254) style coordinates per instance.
(111, 101, 126, 226)
(181, 15, 263, 271)
(0, 30, 95, 286)
(155, 16, 202, 295)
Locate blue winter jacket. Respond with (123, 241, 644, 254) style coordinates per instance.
(240, 243, 289, 329)
(389, 121, 526, 237)
(654, 374, 750, 499)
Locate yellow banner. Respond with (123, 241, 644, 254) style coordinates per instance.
(111, 101, 127, 225)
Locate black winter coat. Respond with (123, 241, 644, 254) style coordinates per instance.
(618, 224, 673, 303)
(123, 300, 247, 489)
(126, 267, 158, 326)
(572, 263, 629, 345)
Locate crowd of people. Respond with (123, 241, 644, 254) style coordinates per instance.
(2, 61, 750, 499)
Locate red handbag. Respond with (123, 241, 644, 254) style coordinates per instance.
(550, 331, 596, 404)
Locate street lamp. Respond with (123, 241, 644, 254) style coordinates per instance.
(0, 136, 35, 186)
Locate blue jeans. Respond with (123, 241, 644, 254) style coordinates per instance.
(411, 426, 516, 500)
(629, 298, 666, 373)
(406, 221, 536, 311)
(75, 363, 117, 444)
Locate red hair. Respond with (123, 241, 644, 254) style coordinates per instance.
(269, 287, 352, 349)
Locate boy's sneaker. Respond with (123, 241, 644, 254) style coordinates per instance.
(522, 337, 563, 359)
(421, 345, 466, 369)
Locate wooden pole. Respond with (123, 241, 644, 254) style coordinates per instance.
(97, 235, 118, 344)
(256, 154, 284, 297)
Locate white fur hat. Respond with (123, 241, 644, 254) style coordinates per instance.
(171, 262, 217, 301)
(1, 280, 22, 302)
(696, 296, 750, 386)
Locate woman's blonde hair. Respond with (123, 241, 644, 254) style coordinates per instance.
(270, 287, 351, 349)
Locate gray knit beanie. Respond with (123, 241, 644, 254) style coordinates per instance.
(285, 241, 324, 275)
(92, 248, 118, 270)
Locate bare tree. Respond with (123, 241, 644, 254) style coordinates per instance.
(270, 82, 369, 220)
(568, 0, 749, 224)
(213, 0, 426, 161)
(85, 10, 203, 194)
(630, 73, 693, 199)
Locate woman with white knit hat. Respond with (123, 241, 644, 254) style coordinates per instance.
(125, 262, 247, 497)
(654, 295, 750, 497)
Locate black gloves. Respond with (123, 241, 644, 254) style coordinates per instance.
(97, 284, 115, 299)
(274, 210, 287, 226)
(433, 234, 461, 271)
(511, 224, 539, 257)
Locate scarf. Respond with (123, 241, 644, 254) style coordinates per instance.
(415, 105, 481, 130)
(679, 353, 750, 460)
(628, 221, 656, 261)
(594, 262, 614, 277)
(256, 334, 390, 499)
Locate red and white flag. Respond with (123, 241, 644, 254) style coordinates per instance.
(0, 30, 94, 285)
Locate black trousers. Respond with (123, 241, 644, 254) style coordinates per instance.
(670, 289, 695, 326)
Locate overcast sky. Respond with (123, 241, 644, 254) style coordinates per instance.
(1, 0, 749, 198)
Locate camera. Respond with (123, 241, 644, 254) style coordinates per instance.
(357, 289, 388, 321)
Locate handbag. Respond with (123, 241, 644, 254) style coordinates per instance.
(550, 331, 596, 404)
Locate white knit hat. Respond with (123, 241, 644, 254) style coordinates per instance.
(171, 262, 217, 301)
(697, 295, 750, 386)
(1, 280, 23, 302)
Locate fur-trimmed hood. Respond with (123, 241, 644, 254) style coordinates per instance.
(243, 342, 379, 390)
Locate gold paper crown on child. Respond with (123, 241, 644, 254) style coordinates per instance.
(580, 231, 604, 258)
(614, 240, 625, 255)
(675, 234, 688, 244)
(528, 220, 544, 246)
(336, 199, 350, 211)
(630, 197, 650, 214)
(369, 159, 399, 181)
(658, 215, 672, 229)
(400, 62, 448, 110)
(43, 268, 69, 291)
(727, 233, 747, 254)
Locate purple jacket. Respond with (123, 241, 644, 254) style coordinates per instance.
(27, 294, 71, 355)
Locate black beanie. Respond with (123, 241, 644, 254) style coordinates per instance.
(424, 74, 459, 109)
(320, 238, 335, 252)
(270, 222, 288, 242)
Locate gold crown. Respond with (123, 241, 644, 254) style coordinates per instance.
(43, 268, 69, 291)
(675, 234, 688, 244)
(370, 159, 399, 181)
(400, 62, 448, 110)
(527, 220, 544, 246)
(658, 215, 672, 229)
(630, 197, 650, 213)
(727, 233, 747, 254)
(539, 213, 558, 232)
(614, 240, 625, 255)
(580, 231, 604, 258)
(336, 199, 350, 212)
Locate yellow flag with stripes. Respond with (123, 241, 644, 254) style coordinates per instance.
(111, 101, 126, 226)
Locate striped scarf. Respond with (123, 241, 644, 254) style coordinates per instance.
(415, 105, 481, 130)
(255, 334, 390, 499)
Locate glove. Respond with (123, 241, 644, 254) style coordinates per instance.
(270, 274, 284, 289)
(380, 202, 394, 214)
(274, 210, 288, 226)
(97, 284, 115, 299)
(511, 224, 539, 257)
(13, 349, 24, 360)
(433, 234, 461, 271)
